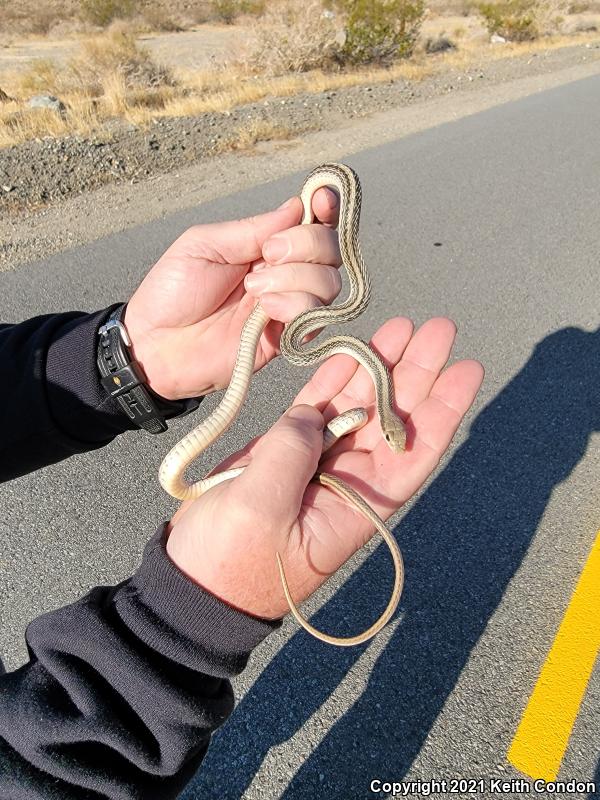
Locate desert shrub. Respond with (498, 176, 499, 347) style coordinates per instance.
(18, 59, 61, 95)
(478, 0, 570, 38)
(424, 34, 457, 51)
(141, 7, 182, 31)
(535, 0, 570, 32)
(0, 0, 70, 35)
(243, 0, 339, 75)
(336, 0, 426, 65)
(79, 0, 136, 27)
(212, 0, 237, 23)
(425, 0, 473, 13)
(212, 0, 265, 24)
(19, 29, 174, 99)
(476, 0, 538, 39)
(70, 29, 174, 91)
(28, 7, 64, 34)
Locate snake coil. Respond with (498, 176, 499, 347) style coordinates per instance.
(159, 163, 406, 646)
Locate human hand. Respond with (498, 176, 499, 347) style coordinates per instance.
(165, 317, 484, 619)
(124, 189, 341, 400)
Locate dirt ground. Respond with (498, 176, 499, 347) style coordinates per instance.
(2, 40, 599, 270)
(0, 24, 245, 73)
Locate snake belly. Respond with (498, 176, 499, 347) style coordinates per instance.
(158, 162, 405, 646)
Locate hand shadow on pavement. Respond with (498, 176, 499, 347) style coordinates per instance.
(183, 325, 600, 799)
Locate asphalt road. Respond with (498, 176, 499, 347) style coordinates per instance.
(1, 75, 599, 799)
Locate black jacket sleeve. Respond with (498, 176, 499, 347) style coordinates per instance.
(0, 310, 280, 797)
(0, 525, 279, 798)
(0, 307, 137, 481)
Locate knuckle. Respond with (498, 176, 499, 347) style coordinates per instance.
(304, 225, 322, 263)
(287, 262, 302, 289)
(326, 265, 342, 299)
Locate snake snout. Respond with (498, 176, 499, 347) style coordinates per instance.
(384, 426, 407, 454)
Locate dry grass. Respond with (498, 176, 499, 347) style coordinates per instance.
(0, 29, 178, 145)
(0, 7, 598, 149)
(227, 117, 300, 150)
(141, 58, 436, 121)
(0, 101, 95, 147)
(14, 28, 174, 95)
(122, 29, 600, 125)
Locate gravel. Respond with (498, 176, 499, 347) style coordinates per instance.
(1, 41, 598, 214)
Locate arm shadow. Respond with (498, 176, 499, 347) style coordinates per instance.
(182, 325, 600, 799)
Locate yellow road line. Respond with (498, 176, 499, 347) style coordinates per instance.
(508, 531, 600, 781)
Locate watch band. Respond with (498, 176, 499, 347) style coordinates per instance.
(97, 304, 201, 434)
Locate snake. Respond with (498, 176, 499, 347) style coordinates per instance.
(158, 162, 406, 647)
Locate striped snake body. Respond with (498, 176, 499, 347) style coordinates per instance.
(159, 163, 406, 646)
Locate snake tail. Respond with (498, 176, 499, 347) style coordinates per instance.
(276, 472, 404, 647)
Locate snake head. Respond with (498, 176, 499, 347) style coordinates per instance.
(383, 422, 407, 454)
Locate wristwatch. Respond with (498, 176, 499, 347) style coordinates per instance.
(97, 304, 201, 434)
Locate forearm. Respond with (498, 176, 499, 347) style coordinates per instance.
(0, 308, 137, 482)
(0, 525, 278, 799)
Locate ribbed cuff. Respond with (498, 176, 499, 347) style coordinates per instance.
(125, 525, 281, 675)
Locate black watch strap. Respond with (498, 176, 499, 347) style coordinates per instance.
(97, 305, 201, 434)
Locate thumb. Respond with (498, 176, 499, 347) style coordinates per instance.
(232, 405, 324, 526)
(209, 197, 302, 265)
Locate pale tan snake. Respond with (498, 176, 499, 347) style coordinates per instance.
(159, 163, 406, 646)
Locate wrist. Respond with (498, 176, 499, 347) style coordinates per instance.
(97, 305, 201, 433)
(166, 517, 286, 621)
(132, 524, 281, 664)
(122, 306, 178, 400)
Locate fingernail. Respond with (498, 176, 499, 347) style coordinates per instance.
(263, 234, 290, 264)
(277, 197, 296, 210)
(244, 272, 269, 293)
(287, 405, 324, 429)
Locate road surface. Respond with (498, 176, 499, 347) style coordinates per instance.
(0, 75, 599, 799)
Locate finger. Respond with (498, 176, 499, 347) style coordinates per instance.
(330, 317, 459, 455)
(318, 359, 484, 525)
(193, 197, 303, 265)
(328, 316, 420, 414)
(259, 291, 323, 323)
(311, 186, 340, 227)
(293, 317, 414, 411)
(231, 405, 324, 527)
(376, 359, 485, 502)
(262, 223, 341, 268)
(245, 262, 342, 306)
(410, 358, 484, 458)
(391, 317, 458, 417)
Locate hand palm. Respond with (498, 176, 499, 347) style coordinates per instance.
(126, 243, 281, 398)
(167, 317, 483, 619)
(124, 193, 340, 400)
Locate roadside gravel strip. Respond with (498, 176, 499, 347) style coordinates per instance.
(1, 41, 599, 268)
